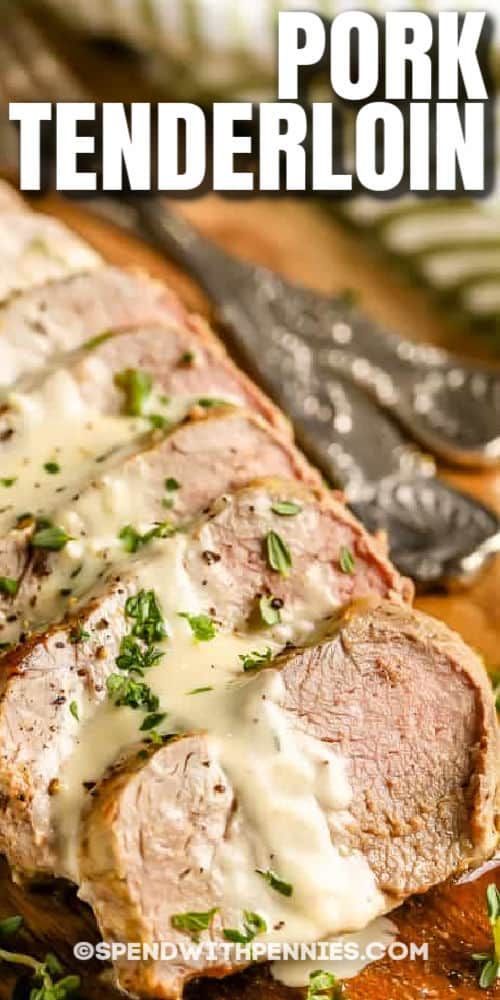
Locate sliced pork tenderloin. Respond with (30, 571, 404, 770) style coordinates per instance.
(0, 409, 320, 645)
(0, 266, 187, 391)
(77, 600, 499, 999)
(0, 212, 100, 303)
(0, 479, 411, 877)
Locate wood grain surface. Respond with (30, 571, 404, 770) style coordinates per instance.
(0, 191, 498, 1000)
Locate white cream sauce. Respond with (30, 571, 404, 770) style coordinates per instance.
(271, 916, 398, 985)
(55, 534, 388, 946)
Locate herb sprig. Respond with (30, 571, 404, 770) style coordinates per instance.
(0, 916, 80, 1000)
(473, 883, 500, 988)
(306, 970, 344, 1000)
(223, 911, 267, 944)
(256, 867, 293, 897)
(179, 613, 217, 642)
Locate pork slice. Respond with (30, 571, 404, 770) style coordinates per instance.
(0, 181, 28, 213)
(0, 410, 320, 645)
(0, 213, 100, 302)
(77, 601, 499, 999)
(0, 480, 410, 877)
(0, 266, 186, 391)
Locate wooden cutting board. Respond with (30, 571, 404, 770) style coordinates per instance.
(0, 191, 498, 1000)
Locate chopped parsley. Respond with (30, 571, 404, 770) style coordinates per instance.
(165, 477, 180, 492)
(43, 461, 60, 475)
(115, 368, 152, 417)
(307, 970, 343, 1000)
(116, 634, 164, 673)
(0, 577, 18, 597)
(118, 521, 175, 553)
(0, 916, 23, 938)
(148, 413, 170, 430)
(171, 908, 218, 938)
(187, 686, 213, 695)
(140, 711, 167, 732)
(31, 521, 72, 551)
(259, 595, 282, 626)
(256, 867, 293, 897)
(125, 589, 167, 644)
(83, 330, 113, 350)
(179, 350, 195, 365)
(69, 701, 79, 722)
(339, 546, 355, 574)
(223, 911, 267, 944)
(69, 625, 90, 645)
(196, 397, 228, 409)
(107, 674, 159, 711)
(473, 883, 500, 988)
(271, 500, 302, 516)
(179, 612, 217, 642)
(0, 477, 16, 488)
(266, 531, 292, 576)
(240, 648, 273, 672)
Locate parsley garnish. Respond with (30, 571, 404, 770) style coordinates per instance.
(259, 595, 282, 626)
(256, 867, 293, 897)
(179, 612, 217, 642)
(0, 477, 16, 488)
(223, 911, 267, 944)
(43, 462, 60, 475)
(473, 884, 500, 988)
(107, 674, 159, 711)
(115, 368, 152, 417)
(196, 397, 228, 409)
(339, 546, 355, 574)
(307, 970, 343, 1000)
(187, 686, 213, 695)
(165, 477, 180, 492)
(125, 589, 167, 644)
(266, 531, 292, 576)
(239, 648, 273, 672)
(148, 414, 169, 430)
(0, 917, 80, 999)
(69, 701, 79, 722)
(179, 351, 195, 365)
(69, 625, 90, 645)
(171, 909, 218, 938)
(118, 521, 174, 553)
(116, 635, 164, 673)
(140, 711, 167, 732)
(271, 500, 302, 516)
(0, 577, 18, 597)
(31, 522, 72, 551)
(83, 330, 113, 350)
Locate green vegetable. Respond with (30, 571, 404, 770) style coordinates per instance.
(0, 577, 18, 597)
(259, 595, 282, 626)
(107, 674, 159, 712)
(43, 462, 60, 475)
(69, 701, 79, 722)
(82, 330, 113, 350)
(116, 634, 164, 674)
(223, 911, 267, 944)
(118, 521, 175, 553)
(271, 500, 302, 516)
(171, 908, 218, 938)
(307, 969, 343, 1000)
(255, 867, 293, 897)
(0, 477, 16, 488)
(69, 625, 90, 645)
(165, 478, 180, 492)
(196, 397, 228, 409)
(148, 414, 170, 430)
(31, 523, 72, 551)
(140, 711, 167, 732)
(115, 368, 152, 417)
(179, 612, 217, 642)
(266, 531, 292, 576)
(239, 648, 273, 672)
(187, 686, 213, 695)
(473, 884, 500, 989)
(339, 546, 355, 574)
(0, 917, 80, 1000)
(125, 589, 166, 644)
